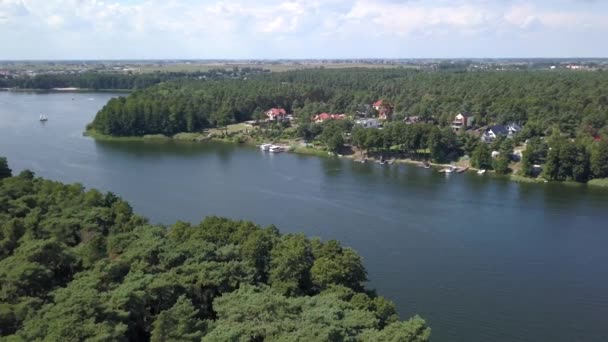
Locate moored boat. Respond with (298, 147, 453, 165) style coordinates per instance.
(477, 169, 486, 175)
(440, 166, 456, 173)
(260, 143, 272, 151)
(268, 145, 284, 153)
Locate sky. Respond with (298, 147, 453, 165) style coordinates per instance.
(1, 0, 607, 60)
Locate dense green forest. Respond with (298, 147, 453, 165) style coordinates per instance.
(0, 67, 266, 90)
(0, 158, 430, 341)
(91, 68, 608, 137)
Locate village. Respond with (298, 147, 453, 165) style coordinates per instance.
(251, 99, 531, 176)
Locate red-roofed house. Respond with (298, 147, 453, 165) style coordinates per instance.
(372, 100, 393, 120)
(266, 108, 287, 121)
(313, 113, 346, 123)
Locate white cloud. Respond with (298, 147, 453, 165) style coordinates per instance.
(0, 0, 607, 58)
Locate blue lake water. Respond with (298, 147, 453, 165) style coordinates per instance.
(1, 91, 607, 342)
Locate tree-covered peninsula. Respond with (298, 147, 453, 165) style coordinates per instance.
(88, 68, 608, 184)
(0, 159, 430, 342)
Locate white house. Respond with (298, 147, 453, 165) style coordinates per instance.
(482, 123, 522, 143)
(355, 118, 381, 129)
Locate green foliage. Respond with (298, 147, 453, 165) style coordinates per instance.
(493, 156, 511, 175)
(590, 139, 608, 178)
(151, 295, 205, 342)
(1, 69, 266, 90)
(472, 143, 492, 169)
(0, 157, 11, 179)
(207, 285, 430, 342)
(543, 138, 591, 181)
(520, 149, 535, 177)
(0, 163, 425, 341)
(269, 234, 313, 296)
(318, 120, 352, 153)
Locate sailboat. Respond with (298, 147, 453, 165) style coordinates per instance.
(39, 114, 48, 122)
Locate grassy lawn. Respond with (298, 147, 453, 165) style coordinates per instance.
(207, 123, 257, 135)
(588, 178, 608, 188)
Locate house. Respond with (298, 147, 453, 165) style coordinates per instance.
(372, 100, 393, 120)
(266, 108, 287, 121)
(482, 123, 521, 143)
(355, 118, 381, 129)
(313, 113, 346, 123)
(451, 112, 475, 130)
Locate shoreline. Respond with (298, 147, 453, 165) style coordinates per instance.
(83, 129, 608, 189)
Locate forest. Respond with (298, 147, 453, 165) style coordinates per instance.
(0, 67, 267, 90)
(90, 68, 608, 137)
(0, 157, 430, 342)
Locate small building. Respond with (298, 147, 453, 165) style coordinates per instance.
(491, 151, 500, 158)
(372, 100, 394, 120)
(451, 112, 475, 130)
(404, 116, 421, 125)
(313, 113, 346, 123)
(266, 108, 287, 121)
(355, 118, 381, 129)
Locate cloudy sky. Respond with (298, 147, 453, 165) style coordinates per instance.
(1, 0, 607, 59)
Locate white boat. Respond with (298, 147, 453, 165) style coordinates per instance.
(477, 169, 486, 175)
(39, 114, 48, 122)
(260, 143, 272, 151)
(268, 145, 284, 153)
(439, 166, 457, 173)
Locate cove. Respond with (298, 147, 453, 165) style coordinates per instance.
(1, 91, 607, 342)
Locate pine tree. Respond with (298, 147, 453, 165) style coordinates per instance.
(151, 296, 205, 342)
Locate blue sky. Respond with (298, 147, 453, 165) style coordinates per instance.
(1, 0, 607, 59)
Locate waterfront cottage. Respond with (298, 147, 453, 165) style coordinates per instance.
(266, 108, 288, 121)
(482, 123, 521, 142)
(451, 112, 475, 131)
(372, 100, 394, 120)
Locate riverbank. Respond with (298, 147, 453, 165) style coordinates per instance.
(84, 128, 604, 188)
(85, 128, 477, 174)
(83, 128, 487, 172)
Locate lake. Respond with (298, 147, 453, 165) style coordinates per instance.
(1, 91, 608, 342)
